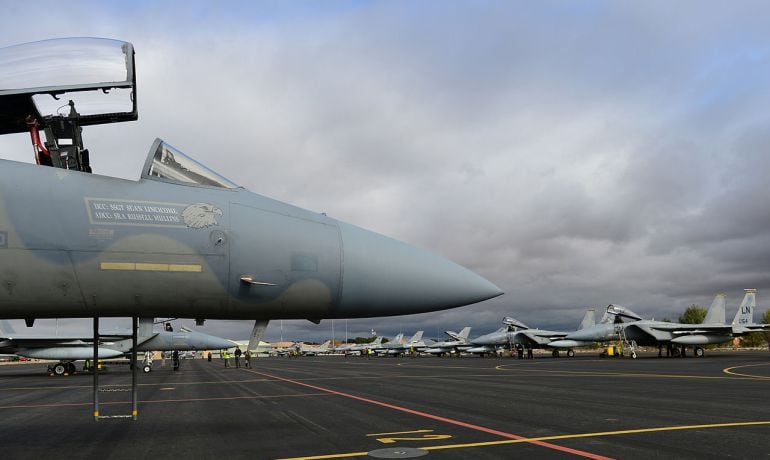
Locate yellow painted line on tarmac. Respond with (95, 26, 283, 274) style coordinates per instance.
(493, 364, 757, 380)
(723, 362, 770, 379)
(276, 420, 770, 460)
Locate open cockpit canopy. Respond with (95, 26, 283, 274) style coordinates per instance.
(0, 38, 137, 172)
(0, 37, 136, 134)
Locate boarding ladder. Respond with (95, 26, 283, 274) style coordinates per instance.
(614, 322, 638, 359)
(92, 317, 139, 421)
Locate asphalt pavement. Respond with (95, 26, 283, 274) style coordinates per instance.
(0, 351, 768, 459)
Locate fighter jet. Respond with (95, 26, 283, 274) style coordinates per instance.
(0, 38, 501, 326)
(374, 331, 429, 356)
(0, 318, 234, 375)
(423, 327, 473, 356)
(344, 336, 384, 355)
(296, 340, 331, 356)
(550, 291, 770, 357)
(467, 310, 596, 357)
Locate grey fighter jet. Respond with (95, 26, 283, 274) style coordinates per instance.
(467, 310, 596, 357)
(423, 327, 472, 355)
(375, 331, 430, 355)
(0, 318, 234, 375)
(550, 290, 769, 357)
(294, 340, 331, 356)
(0, 38, 502, 325)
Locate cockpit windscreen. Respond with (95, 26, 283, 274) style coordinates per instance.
(145, 141, 238, 189)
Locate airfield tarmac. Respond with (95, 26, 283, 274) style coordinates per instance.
(0, 352, 768, 459)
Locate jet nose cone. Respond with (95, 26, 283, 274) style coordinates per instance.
(336, 222, 502, 316)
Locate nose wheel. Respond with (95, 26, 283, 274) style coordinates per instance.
(49, 361, 77, 376)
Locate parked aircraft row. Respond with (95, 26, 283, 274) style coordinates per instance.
(266, 290, 769, 359)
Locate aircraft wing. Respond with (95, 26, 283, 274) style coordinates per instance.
(516, 330, 566, 347)
(649, 323, 732, 334)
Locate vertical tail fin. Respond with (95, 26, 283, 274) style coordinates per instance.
(391, 333, 404, 344)
(372, 336, 383, 345)
(703, 294, 726, 324)
(409, 331, 423, 343)
(457, 327, 471, 340)
(732, 289, 756, 325)
(578, 309, 596, 330)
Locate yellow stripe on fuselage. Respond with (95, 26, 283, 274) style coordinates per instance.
(100, 262, 202, 272)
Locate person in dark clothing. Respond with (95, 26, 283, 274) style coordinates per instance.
(172, 350, 180, 371)
(234, 346, 242, 368)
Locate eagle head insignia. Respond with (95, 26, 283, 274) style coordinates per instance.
(182, 203, 223, 229)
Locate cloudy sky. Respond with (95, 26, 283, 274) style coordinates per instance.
(1, 1, 769, 342)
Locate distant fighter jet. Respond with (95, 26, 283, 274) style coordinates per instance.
(0, 318, 234, 375)
(376, 331, 430, 356)
(344, 336, 384, 355)
(297, 340, 331, 356)
(0, 38, 502, 327)
(467, 310, 596, 357)
(550, 291, 770, 357)
(423, 327, 473, 356)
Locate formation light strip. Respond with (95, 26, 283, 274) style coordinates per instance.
(100, 262, 202, 272)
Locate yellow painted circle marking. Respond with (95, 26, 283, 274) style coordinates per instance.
(722, 362, 770, 379)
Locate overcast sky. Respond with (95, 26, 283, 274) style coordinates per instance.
(2, 1, 769, 342)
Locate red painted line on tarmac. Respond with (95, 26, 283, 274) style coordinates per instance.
(247, 369, 612, 460)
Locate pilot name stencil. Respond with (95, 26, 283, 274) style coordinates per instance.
(85, 198, 221, 229)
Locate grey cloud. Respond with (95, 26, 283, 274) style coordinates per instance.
(3, 2, 770, 339)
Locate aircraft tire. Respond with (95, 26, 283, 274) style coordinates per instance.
(53, 363, 66, 376)
(143, 365, 152, 373)
(631, 351, 637, 359)
(567, 349, 575, 358)
(694, 347, 705, 358)
(552, 350, 559, 358)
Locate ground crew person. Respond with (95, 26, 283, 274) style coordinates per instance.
(234, 346, 242, 368)
(207, 351, 212, 362)
(223, 349, 230, 367)
(244, 350, 251, 368)
(172, 350, 180, 371)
